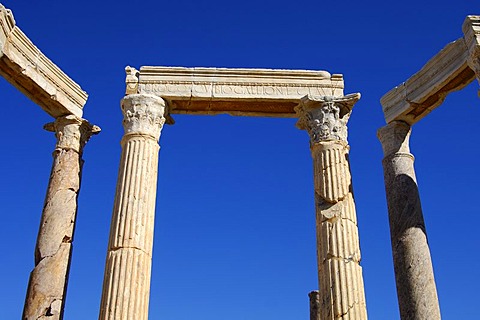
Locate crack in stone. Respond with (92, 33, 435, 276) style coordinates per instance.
(323, 254, 361, 264)
(109, 245, 151, 257)
(35, 237, 71, 265)
(336, 301, 361, 318)
(320, 215, 357, 226)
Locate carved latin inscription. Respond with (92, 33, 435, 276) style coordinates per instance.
(138, 82, 338, 97)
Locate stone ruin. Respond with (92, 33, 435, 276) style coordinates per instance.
(1, 3, 479, 320)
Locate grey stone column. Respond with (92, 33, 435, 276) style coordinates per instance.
(377, 121, 440, 320)
(296, 94, 367, 320)
(99, 94, 166, 320)
(23, 115, 100, 320)
(308, 291, 320, 320)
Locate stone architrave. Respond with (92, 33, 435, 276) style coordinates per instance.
(99, 94, 166, 320)
(381, 15, 480, 125)
(377, 121, 440, 320)
(380, 39, 474, 125)
(126, 66, 345, 118)
(23, 115, 100, 320)
(296, 94, 367, 320)
(0, 4, 87, 118)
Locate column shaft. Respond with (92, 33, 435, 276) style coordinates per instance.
(312, 142, 367, 319)
(23, 116, 99, 320)
(296, 94, 367, 320)
(99, 94, 165, 320)
(378, 121, 440, 320)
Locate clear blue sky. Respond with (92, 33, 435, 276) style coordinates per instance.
(1, 1, 479, 319)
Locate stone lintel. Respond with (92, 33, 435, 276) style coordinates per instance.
(0, 4, 87, 118)
(380, 38, 475, 124)
(127, 66, 345, 118)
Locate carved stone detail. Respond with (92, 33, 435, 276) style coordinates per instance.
(295, 93, 360, 144)
(100, 94, 167, 320)
(121, 94, 166, 141)
(125, 66, 139, 95)
(297, 95, 367, 319)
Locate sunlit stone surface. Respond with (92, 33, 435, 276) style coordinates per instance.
(296, 94, 368, 320)
(99, 94, 166, 320)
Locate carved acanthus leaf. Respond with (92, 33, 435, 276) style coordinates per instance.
(295, 93, 360, 144)
(121, 94, 166, 140)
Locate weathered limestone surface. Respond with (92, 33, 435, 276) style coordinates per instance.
(381, 39, 475, 124)
(0, 4, 87, 117)
(126, 66, 344, 118)
(296, 94, 367, 320)
(463, 15, 480, 94)
(309, 291, 321, 320)
(99, 94, 166, 320)
(377, 121, 440, 320)
(381, 15, 480, 125)
(23, 115, 99, 320)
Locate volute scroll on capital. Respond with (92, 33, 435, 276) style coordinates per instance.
(121, 93, 167, 141)
(295, 93, 360, 144)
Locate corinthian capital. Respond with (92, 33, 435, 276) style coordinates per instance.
(295, 93, 360, 144)
(121, 94, 166, 140)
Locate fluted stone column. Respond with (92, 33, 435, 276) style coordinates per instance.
(377, 121, 440, 320)
(99, 94, 166, 320)
(23, 115, 100, 320)
(296, 94, 367, 320)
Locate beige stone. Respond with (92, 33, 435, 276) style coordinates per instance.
(99, 68, 366, 319)
(127, 66, 344, 118)
(99, 94, 166, 320)
(463, 15, 480, 94)
(296, 94, 367, 320)
(0, 4, 87, 118)
(381, 15, 480, 125)
(379, 15, 480, 319)
(0, 5, 99, 319)
(23, 116, 99, 320)
(381, 39, 474, 124)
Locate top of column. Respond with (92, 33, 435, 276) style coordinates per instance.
(295, 93, 360, 145)
(377, 121, 412, 157)
(124, 66, 345, 118)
